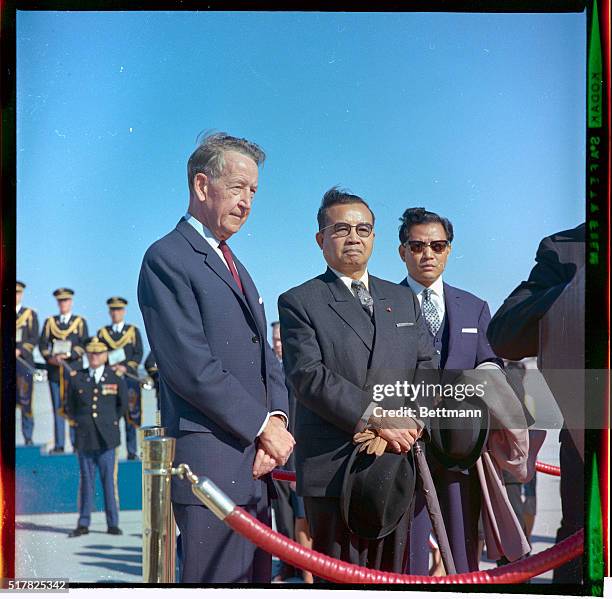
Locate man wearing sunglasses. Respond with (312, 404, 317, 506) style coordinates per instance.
(279, 188, 437, 575)
(398, 207, 502, 574)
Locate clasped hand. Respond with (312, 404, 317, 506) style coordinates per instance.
(252, 415, 295, 479)
(368, 415, 422, 454)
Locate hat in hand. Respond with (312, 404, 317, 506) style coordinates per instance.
(428, 395, 489, 471)
(340, 430, 416, 540)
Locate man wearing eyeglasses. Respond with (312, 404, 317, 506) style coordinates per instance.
(278, 188, 437, 575)
(398, 207, 502, 574)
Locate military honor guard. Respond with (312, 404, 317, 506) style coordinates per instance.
(39, 288, 89, 453)
(65, 337, 128, 538)
(97, 297, 144, 460)
(16, 281, 40, 445)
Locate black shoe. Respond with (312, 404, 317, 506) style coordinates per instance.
(24, 439, 33, 446)
(68, 526, 89, 538)
(49, 447, 64, 454)
(107, 526, 123, 535)
(127, 453, 138, 461)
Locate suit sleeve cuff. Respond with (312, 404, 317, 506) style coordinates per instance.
(476, 360, 504, 370)
(256, 413, 271, 437)
(354, 401, 379, 434)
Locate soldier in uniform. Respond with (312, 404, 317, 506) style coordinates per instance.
(39, 288, 89, 453)
(65, 337, 128, 538)
(97, 297, 144, 460)
(16, 281, 40, 445)
(144, 351, 160, 411)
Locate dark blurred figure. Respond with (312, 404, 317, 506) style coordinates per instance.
(270, 321, 313, 584)
(145, 351, 160, 411)
(488, 224, 585, 583)
(16, 281, 39, 445)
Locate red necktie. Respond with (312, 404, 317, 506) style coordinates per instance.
(218, 240, 244, 294)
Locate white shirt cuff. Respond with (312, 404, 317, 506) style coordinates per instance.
(256, 411, 288, 437)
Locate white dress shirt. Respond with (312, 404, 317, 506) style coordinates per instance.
(59, 312, 72, 325)
(112, 321, 125, 334)
(89, 365, 105, 384)
(406, 274, 446, 323)
(185, 212, 233, 269)
(185, 212, 287, 436)
(330, 268, 370, 293)
(16, 303, 22, 313)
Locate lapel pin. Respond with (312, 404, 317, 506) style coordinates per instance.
(386, 306, 392, 312)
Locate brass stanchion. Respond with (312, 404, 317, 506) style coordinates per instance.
(139, 424, 166, 454)
(142, 436, 176, 583)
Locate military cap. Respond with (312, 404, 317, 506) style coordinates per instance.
(16, 281, 26, 291)
(106, 296, 128, 309)
(85, 336, 108, 354)
(53, 288, 74, 300)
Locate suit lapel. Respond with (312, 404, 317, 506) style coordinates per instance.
(325, 269, 374, 351)
(443, 282, 460, 360)
(368, 277, 393, 372)
(234, 255, 266, 338)
(175, 219, 253, 315)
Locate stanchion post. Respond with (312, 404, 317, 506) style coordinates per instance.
(142, 435, 176, 583)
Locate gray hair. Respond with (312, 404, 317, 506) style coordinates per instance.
(187, 131, 266, 194)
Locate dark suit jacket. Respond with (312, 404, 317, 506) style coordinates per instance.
(400, 279, 501, 375)
(278, 269, 438, 498)
(487, 224, 585, 360)
(138, 218, 289, 505)
(66, 366, 128, 451)
(400, 279, 504, 477)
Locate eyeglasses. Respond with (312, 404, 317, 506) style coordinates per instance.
(320, 222, 374, 238)
(404, 240, 450, 254)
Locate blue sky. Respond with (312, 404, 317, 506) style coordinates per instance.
(17, 10, 586, 356)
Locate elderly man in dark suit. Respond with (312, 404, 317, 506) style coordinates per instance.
(279, 188, 437, 575)
(398, 207, 503, 574)
(138, 132, 293, 583)
(487, 223, 585, 583)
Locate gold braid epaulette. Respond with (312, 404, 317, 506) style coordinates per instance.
(16, 308, 33, 330)
(47, 316, 84, 340)
(99, 325, 136, 349)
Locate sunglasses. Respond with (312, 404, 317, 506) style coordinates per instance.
(320, 222, 374, 238)
(404, 240, 450, 254)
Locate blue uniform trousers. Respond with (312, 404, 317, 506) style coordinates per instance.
(77, 447, 120, 528)
(124, 420, 137, 455)
(48, 381, 75, 449)
(20, 406, 34, 442)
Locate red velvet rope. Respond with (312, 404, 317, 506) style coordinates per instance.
(535, 461, 561, 476)
(225, 507, 583, 583)
(272, 461, 561, 482)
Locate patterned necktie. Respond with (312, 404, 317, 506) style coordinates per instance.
(422, 288, 441, 336)
(351, 280, 374, 317)
(218, 240, 244, 294)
